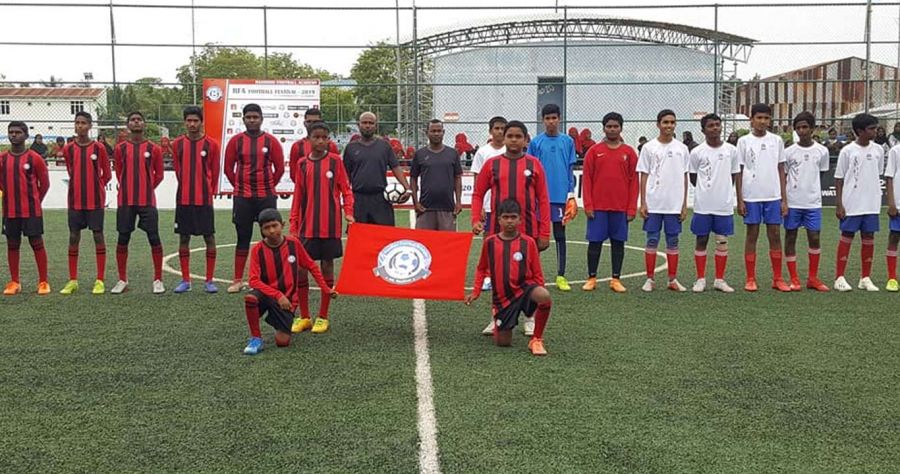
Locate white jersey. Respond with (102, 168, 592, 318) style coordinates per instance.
(834, 141, 885, 216)
(886, 145, 900, 208)
(737, 132, 786, 202)
(689, 142, 739, 216)
(784, 142, 830, 209)
(470, 143, 505, 213)
(637, 138, 690, 214)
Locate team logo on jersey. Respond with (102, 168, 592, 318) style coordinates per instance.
(374, 239, 432, 285)
(760, 144, 767, 151)
(513, 251, 523, 262)
(90, 153, 98, 161)
(205, 86, 223, 103)
(326, 170, 334, 179)
(288, 255, 297, 263)
(144, 151, 151, 158)
(524, 169, 532, 177)
(262, 147, 269, 153)
(23, 163, 30, 170)
(201, 150, 207, 157)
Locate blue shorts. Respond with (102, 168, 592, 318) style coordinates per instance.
(643, 213, 682, 235)
(586, 211, 628, 242)
(744, 200, 783, 225)
(549, 203, 565, 223)
(784, 208, 822, 231)
(690, 213, 734, 237)
(891, 215, 900, 233)
(840, 214, 880, 234)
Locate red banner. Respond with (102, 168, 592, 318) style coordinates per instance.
(336, 224, 474, 301)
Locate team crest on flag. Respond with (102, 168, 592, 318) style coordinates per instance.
(374, 240, 432, 285)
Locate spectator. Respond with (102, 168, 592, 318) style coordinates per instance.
(890, 122, 900, 149)
(682, 130, 699, 151)
(454, 133, 475, 162)
(825, 128, 844, 155)
(160, 136, 174, 170)
(29, 134, 48, 158)
(727, 131, 739, 146)
(568, 127, 582, 157)
(52, 136, 66, 165)
(875, 126, 891, 154)
(637, 136, 648, 152)
(97, 131, 114, 157)
(579, 128, 596, 152)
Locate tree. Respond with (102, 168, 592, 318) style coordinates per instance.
(40, 75, 64, 87)
(350, 42, 401, 134)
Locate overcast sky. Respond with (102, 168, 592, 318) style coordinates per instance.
(1, 0, 899, 85)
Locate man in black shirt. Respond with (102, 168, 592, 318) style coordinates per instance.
(342, 112, 411, 226)
(410, 119, 462, 230)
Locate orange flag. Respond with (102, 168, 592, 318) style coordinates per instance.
(336, 223, 474, 300)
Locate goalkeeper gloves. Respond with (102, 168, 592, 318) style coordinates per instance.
(562, 193, 578, 225)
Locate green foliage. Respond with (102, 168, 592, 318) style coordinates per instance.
(103, 77, 189, 140)
(351, 42, 401, 134)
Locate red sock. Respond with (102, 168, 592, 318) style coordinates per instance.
(68, 245, 79, 280)
(116, 244, 128, 281)
(769, 250, 784, 281)
(861, 237, 875, 278)
(666, 248, 679, 280)
(836, 235, 853, 278)
(7, 240, 21, 282)
(31, 239, 48, 282)
(178, 247, 191, 281)
(714, 250, 727, 280)
(96, 244, 106, 281)
(887, 248, 898, 280)
(744, 252, 757, 281)
(694, 250, 707, 279)
(234, 249, 249, 281)
(205, 248, 216, 283)
(644, 248, 656, 278)
(151, 244, 163, 281)
(808, 248, 821, 281)
(297, 272, 310, 319)
(786, 254, 798, 281)
(244, 294, 261, 337)
(533, 301, 551, 339)
(319, 277, 334, 319)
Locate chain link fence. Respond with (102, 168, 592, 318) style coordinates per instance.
(2, 2, 900, 163)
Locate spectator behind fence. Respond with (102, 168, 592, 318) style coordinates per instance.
(727, 131, 739, 146)
(579, 128, 596, 152)
(682, 131, 699, 151)
(29, 134, 48, 158)
(875, 126, 891, 154)
(890, 123, 900, 149)
(52, 136, 66, 164)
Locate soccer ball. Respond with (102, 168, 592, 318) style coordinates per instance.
(384, 182, 407, 204)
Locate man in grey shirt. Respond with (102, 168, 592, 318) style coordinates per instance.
(410, 119, 462, 230)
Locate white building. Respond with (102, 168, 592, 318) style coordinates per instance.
(0, 87, 107, 141)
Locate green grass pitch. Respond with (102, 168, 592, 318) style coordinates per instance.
(0, 209, 898, 473)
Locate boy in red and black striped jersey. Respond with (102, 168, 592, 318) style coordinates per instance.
(172, 106, 221, 294)
(224, 103, 286, 294)
(288, 108, 339, 183)
(60, 112, 112, 295)
(111, 111, 166, 295)
(243, 208, 337, 356)
(288, 122, 354, 334)
(466, 199, 551, 356)
(1, 121, 51, 295)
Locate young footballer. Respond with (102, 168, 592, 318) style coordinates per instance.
(471, 121, 551, 337)
(60, 112, 111, 295)
(243, 208, 336, 355)
(783, 112, 830, 292)
(224, 103, 285, 293)
(885, 132, 900, 291)
(469, 115, 507, 294)
(834, 113, 884, 292)
(637, 109, 690, 292)
(288, 122, 354, 334)
(112, 112, 165, 294)
(172, 106, 221, 294)
(527, 104, 578, 291)
(736, 103, 790, 292)
(1, 121, 50, 295)
(689, 113, 740, 293)
(466, 199, 551, 356)
(288, 108, 339, 183)
(581, 112, 638, 293)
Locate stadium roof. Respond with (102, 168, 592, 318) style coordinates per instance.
(0, 87, 105, 99)
(401, 13, 755, 63)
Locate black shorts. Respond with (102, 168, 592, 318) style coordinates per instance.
(2, 216, 43, 238)
(117, 206, 159, 234)
(302, 237, 343, 260)
(233, 196, 278, 228)
(175, 204, 215, 236)
(353, 192, 394, 226)
(493, 285, 539, 331)
(68, 209, 104, 232)
(248, 289, 293, 333)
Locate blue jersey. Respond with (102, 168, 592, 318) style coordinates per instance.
(527, 133, 576, 204)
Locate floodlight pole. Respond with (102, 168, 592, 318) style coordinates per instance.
(108, 0, 118, 132)
(864, 0, 872, 113)
(396, 0, 403, 140)
(191, 0, 197, 105)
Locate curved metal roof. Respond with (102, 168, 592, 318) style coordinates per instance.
(402, 14, 754, 63)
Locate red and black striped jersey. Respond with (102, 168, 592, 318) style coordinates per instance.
(224, 132, 285, 198)
(471, 154, 551, 239)
(114, 140, 164, 207)
(63, 140, 111, 211)
(289, 153, 354, 239)
(248, 235, 329, 304)
(0, 149, 50, 218)
(289, 137, 339, 183)
(172, 135, 221, 206)
(472, 233, 544, 311)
